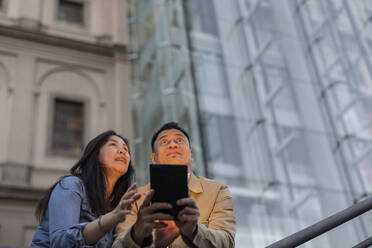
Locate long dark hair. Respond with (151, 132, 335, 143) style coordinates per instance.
(35, 130, 135, 221)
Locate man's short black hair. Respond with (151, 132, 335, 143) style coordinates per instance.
(151, 122, 190, 151)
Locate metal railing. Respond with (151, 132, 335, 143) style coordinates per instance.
(266, 196, 372, 248)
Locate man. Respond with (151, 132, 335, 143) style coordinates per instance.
(113, 122, 236, 247)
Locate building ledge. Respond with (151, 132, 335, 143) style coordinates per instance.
(0, 24, 127, 58)
(0, 183, 45, 201)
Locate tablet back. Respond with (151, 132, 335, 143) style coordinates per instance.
(150, 164, 188, 217)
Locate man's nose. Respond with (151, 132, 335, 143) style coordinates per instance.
(168, 140, 178, 148)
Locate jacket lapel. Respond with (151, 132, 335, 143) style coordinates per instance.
(188, 173, 203, 194)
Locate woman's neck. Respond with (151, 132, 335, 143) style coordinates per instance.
(104, 168, 123, 199)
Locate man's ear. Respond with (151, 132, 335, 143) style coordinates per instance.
(151, 153, 156, 163)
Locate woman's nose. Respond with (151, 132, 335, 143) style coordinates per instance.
(117, 147, 126, 154)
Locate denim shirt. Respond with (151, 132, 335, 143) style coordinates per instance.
(30, 176, 114, 248)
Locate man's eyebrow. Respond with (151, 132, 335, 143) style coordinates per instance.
(158, 134, 169, 140)
(158, 134, 185, 140)
(174, 134, 186, 138)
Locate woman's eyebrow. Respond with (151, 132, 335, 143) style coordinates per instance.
(108, 139, 127, 146)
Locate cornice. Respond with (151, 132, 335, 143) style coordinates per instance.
(0, 24, 127, 58)
(0, 183, 45, 201)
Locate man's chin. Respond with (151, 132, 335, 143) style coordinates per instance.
(163, 160, 186, 165)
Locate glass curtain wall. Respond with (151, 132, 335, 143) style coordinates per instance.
(129, 0, 372, 247)
(293, 0, 372, 242)
(127, 0, 205, 184)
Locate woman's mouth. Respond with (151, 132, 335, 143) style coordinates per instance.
(115, 157, 127, 164)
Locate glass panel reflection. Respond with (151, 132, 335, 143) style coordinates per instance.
(130, 0, 372, 247)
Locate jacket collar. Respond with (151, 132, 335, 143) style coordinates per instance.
(188, 172, 203, 193)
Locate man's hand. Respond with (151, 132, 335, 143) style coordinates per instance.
(154, 220, 180, 248)
(132, 190, 174, 246)
(175, 197, 200, 241)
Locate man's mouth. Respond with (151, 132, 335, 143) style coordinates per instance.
(167, 152, 181, 156)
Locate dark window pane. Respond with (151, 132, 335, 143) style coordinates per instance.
(52, 98, 84, 156)
(188, 0, 219, 36)
(58, 0, 84, 24)
(203, 114, 243, 165)
(195, 52, 230, 98)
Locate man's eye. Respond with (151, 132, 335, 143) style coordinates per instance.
(177, 138, 184, 143)
(161, 139, 168, 144)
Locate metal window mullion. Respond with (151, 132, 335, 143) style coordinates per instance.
(321, 1, 371, 205)
(181, 0, 210, 177)
(274, 131, 296, 156)
(295, 0, 358, 202)
(311, 12, 368, 239)
(342, 135, 369, 196)
(319, 21, 362, 149)
(335, 98, 356, 121)
(259, 63, 295, 197)
(236, 0, 278, 185)
(264, 83, 283, 106)
(252, 38, 272, 65)
(343, 0, 372, 82)
(324, 1, 363, 91)
(245, 0, 263, 23)
(350, 143, 372, 169)
(246, 7, 298, 197)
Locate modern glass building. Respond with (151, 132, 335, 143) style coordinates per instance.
(127, 0, 372, 247)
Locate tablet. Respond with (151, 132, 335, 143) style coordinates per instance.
(150, 164, 188, 218)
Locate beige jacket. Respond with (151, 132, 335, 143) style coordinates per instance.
(113, 173, 236, 248)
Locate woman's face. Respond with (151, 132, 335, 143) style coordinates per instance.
(98, 135, 130, 176)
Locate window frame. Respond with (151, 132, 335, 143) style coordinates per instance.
(47, 94, 88, 158)
(0, 0, 8, 14)
(54, 0, 90, 30)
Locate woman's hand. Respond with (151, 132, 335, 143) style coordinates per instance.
(83, 183, 141, 245)
(112, 183, 141, 224)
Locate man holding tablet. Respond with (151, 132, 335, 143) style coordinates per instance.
(113, 122, 236, 248)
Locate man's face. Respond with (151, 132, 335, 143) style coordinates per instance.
(151, 129, 194, 169)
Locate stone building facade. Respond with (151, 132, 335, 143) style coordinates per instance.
(0, 0, 131, 246)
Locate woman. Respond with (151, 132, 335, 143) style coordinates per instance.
(31, 130, 141, 248)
